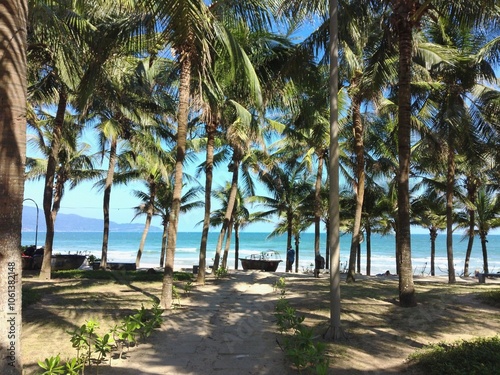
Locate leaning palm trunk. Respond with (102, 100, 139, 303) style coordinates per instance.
(346, 97, 365, 282)
(221, 218, 233, 269)
(463, 206, 476, 277)
(40, 90, 67, 280)
(213, 156, 239, 270)
(136, 182, 156, 268)
(136, 206, 153, 268)
(213, 226, 227, 271)
(197, 120, 216, 284)
(0, 2, 27, 371)
(161, 49, 191, 309)
(100, 139, 117, 269)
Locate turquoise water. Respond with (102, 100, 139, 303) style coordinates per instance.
(21, 231, 500, 276)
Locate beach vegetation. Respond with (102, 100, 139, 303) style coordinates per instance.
(37, 302, 163, 374)
(407, 336, 500, 375)
(274, 276, 329, 373)
(214, 267, 229, 279)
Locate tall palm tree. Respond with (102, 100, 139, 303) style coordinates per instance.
(149, 0, 276, 309)
(385, 0, 500, 304)
(419, 18, 500, 283)
(254, 152, 314, 271)
(472, 187, 500, 274)
(411, 190, 447, 276)
(0, 1, 27, 372)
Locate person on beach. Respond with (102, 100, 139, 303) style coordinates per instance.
(286, 246, 295, 272)
(314, 253, 325, 277)
(377, 270, 392, 276)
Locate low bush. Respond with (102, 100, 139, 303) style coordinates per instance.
(408, 336, 500, 375)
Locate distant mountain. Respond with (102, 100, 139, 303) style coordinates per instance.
(21, 206, 161, 232)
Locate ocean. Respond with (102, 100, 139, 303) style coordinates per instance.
(21, 231, 500, 276)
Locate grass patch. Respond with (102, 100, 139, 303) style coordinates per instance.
(477, 289, 500, 307)
(408, 336, 500, 375)
(22, 287, 43, 308)
(51, 269, 193, 282)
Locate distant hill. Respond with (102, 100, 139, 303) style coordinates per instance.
(21, 206, 161, 232)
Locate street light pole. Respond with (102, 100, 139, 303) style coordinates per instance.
(23, 198, 39, 249)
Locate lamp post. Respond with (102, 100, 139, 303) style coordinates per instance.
(23, 198, 39, 249)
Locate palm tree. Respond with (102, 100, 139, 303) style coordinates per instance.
(253, 152, 314, 272)
(411, 190, 447, 276)
(473, 188, 500, 274)
(150, 0, 279, 309)
(0, 1, 27, 372)
(26, 115, 102, 258)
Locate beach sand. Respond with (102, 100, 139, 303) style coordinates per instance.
(21, 270, 500, 374)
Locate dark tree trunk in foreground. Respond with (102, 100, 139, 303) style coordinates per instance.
(0, 1, 28, 372)
(394, 1, 416, 307)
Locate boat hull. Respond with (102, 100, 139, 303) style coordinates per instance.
(240, 258, 282, 272)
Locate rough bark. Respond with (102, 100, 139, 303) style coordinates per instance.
(40, 90, 67, 280)
(395, 1, 417, 307)
(0, 1, 27, 372)
(161, 48, 191, 309)
(325, 0, 343, 340)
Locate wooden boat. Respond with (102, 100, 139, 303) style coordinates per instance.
(50, 254, 87, 271)
(240, 250, 282, 272)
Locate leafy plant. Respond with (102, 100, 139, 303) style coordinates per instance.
(214, 267, 229, 279)
(184, 281, 194, 296)
(37, 355, 65, 375)
(39, 302, 163, 373)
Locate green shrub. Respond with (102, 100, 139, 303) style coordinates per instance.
(408, 336, 500, 375)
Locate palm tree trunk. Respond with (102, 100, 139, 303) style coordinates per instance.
(446, 142, 456, 283)
(40, 90, 67, 280)
(430, 227, 437, 276)
(100, 139, 117, 269)
(0, 2, 27, 370)
(161, 48, 191, 309)
(347, 97, 365, 282)
(463, 206, 476, 277)
(314, 154, 324, 257)
(395, 3, 416, 307)
(234, 223, 240, 270)
(197, 119, 216, 284)
(366, 226, 371, 276)
(221, 219, 233, 269)
(480, 232, 489, 274)
(294, 235, 300, 273)
(136, 182, 156, 268)
(160, 221, 168, 268)
(213, 155, 240, 270)
(325, 0, 343, 340)
(213, 226, 226, 271)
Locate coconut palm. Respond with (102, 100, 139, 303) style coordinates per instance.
(147, 0, 282, 309)
(411, 189, 447, 276)
(253, 152, 314, 272)
(133, 174, 203, 268)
